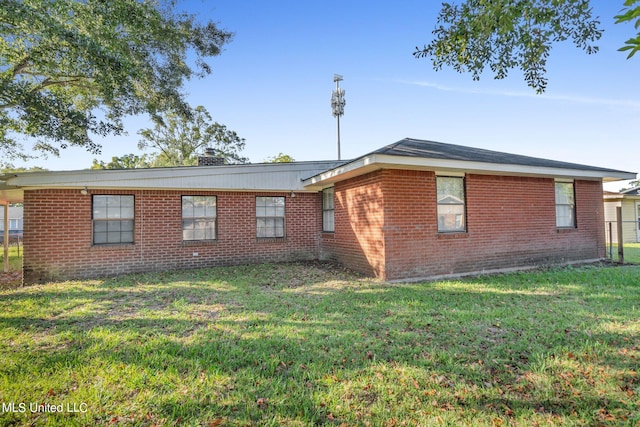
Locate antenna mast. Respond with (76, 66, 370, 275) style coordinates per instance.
(331, 74, 346, 160)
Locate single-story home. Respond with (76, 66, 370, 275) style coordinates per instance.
(603, 187, 640, 243)
(0, 205, 23, 236)
(0, 138, 636, 284)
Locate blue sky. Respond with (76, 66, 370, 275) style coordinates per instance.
(18, 1, 640, 189)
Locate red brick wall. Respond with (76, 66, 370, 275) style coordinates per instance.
(22, 172, 606, 283)
(23, 189, 321, 284)
(325, 169, 605, 280)
(321, 171, 386, 277)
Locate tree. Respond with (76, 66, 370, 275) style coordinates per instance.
(90, 154, 150, 170)
(264, 153, 295, 163)
(138, 105, 248, 167)
(1, 165, 47, 174)
(1, 0, 233, 160)
(414, 1, 639, 93)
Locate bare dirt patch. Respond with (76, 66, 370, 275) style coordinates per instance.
(0, 270, 21, 288)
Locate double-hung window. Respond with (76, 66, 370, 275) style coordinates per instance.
(256, 196, 285, 238)
(322, 187, 335, 232)
(182, 196, 217, 241)
(92, 195, 134, 244)
(436, 176, 466, 232)
(555, 181, 576, 228)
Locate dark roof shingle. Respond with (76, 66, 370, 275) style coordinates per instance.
(369, 138, 631, 174)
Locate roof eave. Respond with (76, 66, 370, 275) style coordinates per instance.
(302, 154, 637, 190)
(2, 161, 345, 194)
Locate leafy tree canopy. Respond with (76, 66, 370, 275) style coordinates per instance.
(138, 105, 248, 167)
(415, 0, 639, 93)
(90, 154, 151, 170)
(264, 153, 295, 163)
(1, 165, 47, 174)
(0, 0, 232, 160)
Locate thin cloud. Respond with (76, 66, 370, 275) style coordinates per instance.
(403, 80, 640, 109)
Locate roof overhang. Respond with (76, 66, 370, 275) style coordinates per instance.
(0, 181, 24, 204)
(0, 161, 345, 201)
(302, 154, 637, 190)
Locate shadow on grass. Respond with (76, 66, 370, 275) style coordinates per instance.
(0, 262, 638, 425)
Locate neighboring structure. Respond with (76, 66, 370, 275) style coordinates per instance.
(603, 187, 640, 243)
(0, 138, 635, 284)
(0, 205, 23, 238)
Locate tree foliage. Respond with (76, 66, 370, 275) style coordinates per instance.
(90, 154, 151, 170)
(1, 165, 47, 174)
(264, 153, 295, 163)
(0, 0, 232, 160)
(616, 0, 640, 58)
(414, 0, 606, 92)
(138, 105, 248, 167)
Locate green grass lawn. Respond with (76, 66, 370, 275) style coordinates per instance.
(606, 242, 640, 264)
(0, 244, 22, 271)
(0, 262, 638, 426)
(0, 245, 22, 288)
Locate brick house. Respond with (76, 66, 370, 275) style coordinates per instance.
(0, 138, 635, 284)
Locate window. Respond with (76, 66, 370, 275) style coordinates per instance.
(182, 196, 217, 241)
(555, 181, 576, 228)
(92, 195, 134, 244)
(437, 176, 466, 232)
(256, 196, 285, 238)
(322, 187, 335, 232)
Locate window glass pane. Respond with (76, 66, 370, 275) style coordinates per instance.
(203, 221, 215, 240)
(256, 197, 285, 237)
(94, 232, 107, 244)
(107, 196, 121, 208)
(182, 196, 194, 217)
(120, 196, 134, 207)
(437, 177, 464, 204)
(323, 188, 335, 232)
(555, 182, 574, 204)
(120, 206, 134, 219)
(204, 198, 216, 217)
(323, 211, 334, 232)
(436, 177, 466, 232)
(556, 205, 575, 227)
(555, 182, 575, 227)
(183, 229, 194, 241)
(275, 218, 285, 237)
(323, 188, 334, 209)
(438, 204, 466, 232)
(192, 228, 206, 240)
(257, 217, 268, 238)
(93, 207, 107, 218)
(94, 221, 107, 232)
(93, 195, 135, 244)
(93, 196, 107, 208)
(182, 196, 216, 240)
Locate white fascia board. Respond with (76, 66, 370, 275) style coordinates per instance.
(302, 154, 637, 189)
